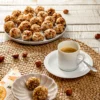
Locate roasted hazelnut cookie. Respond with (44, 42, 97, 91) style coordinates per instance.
(17, 13, 33, 25)
(44, 29, 56, 39)
(22, 30, 32, 41)
(23, 6, 34, 14)
(10, 15, 17, 23)
(53, 13, 62, 20)
(26, 77, 40, 91)
(4, 21, 15, 33)
(31, 24, 41, 32)
(17, 14, 25, 21)
(35, 6, 44, 15)
(41, 20, 53, 31)
(24, 13, 33, 21)
(9, 28, 21, 38)
(18, 21, 31, 32)
(56, 17, 66, 25)
(16, 14, 26, 26)
(37, 11, 48, 20)
(45, 16, 55, 24)
(32, 32, 44, 41)
(4, 15, 11, 22)
(4, 15, 17, 23)
(47, 8, 55, 16)
(33, 86, 48, 100)
(12, 10, 21, 18)
(54, 24, 65, 34)
(30, 17, 42, 26)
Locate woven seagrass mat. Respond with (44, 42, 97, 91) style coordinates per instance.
(0, 38, 100, 100)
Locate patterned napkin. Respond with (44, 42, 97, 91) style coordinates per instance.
(0, 68, 21, 100)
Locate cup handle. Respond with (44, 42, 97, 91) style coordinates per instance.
(77, 53, 85, 65)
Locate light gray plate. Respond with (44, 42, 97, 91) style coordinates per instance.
(5, 26, 66, 45)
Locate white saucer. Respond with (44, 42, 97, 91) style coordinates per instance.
(44, 50, 93, 78)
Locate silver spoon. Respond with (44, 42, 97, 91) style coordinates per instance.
(83, 60, 97, 72)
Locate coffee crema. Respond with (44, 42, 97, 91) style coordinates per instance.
(60, 47, 77, 53)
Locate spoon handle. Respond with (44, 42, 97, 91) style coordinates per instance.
(83, 61, 97, 72)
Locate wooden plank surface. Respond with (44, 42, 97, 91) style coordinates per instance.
(38, 0, 100, 4)
(0, 0, 100, 5)
(2, 16, 100, 25)
(0, 0, 37, 5)
(0, 33, 99, 53)
(1, 0, 100, 5)
(0, 1, 99, 53)
(1, 25, 100, 32)
(1, 5, 100, 11)
(0, 8, 100, 25)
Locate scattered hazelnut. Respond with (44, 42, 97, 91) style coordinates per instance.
(0, 56, 5, 62)
(22, 52, 28, 58)
(65, 88, 72, 96)
(63, 9, 69, 14)
(12, 54, 19, 59)
(35, 60, 42, 67)
(95, 34, 100, 39)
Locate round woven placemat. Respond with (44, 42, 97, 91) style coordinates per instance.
(0, 38, 100, 100)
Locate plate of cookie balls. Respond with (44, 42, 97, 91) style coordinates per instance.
(4, 6, 66, 45)
(12, 73, 58, 100)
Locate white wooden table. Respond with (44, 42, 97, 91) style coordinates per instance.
(0, 0, 100, 53)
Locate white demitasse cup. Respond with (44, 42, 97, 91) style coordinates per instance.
(58, 40, 85, 72)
